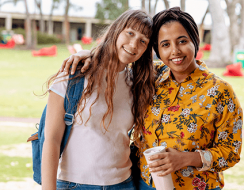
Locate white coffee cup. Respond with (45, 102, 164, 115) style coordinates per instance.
(143, 146, 174, 190)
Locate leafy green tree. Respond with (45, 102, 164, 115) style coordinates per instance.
(95, 0, 129, 21)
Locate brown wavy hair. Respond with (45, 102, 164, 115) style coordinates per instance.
(48, 10, 155, 145)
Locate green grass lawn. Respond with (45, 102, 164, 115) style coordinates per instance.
(0, 125, 36, 182)
(0, 45, 243, 189)
(0, 43, 96, 118)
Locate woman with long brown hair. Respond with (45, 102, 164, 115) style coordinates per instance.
(42, 9, 156, 190)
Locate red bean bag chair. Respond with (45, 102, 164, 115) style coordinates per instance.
(0, 39, 15, 49)
(196, 50, 204, 60)
(81, 37, 92, 44)
(200, 44, 211, 51)
(223, 62, 244, 77)
(32, 45, 57, 57)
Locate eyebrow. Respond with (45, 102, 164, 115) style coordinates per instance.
(133, 30, 150, 40)
(159, 35, 188, 45)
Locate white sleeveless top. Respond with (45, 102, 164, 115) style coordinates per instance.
(49, 69, 134, 185)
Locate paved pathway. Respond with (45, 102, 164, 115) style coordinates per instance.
(0, 117, 40, 128)
(0, 178, 41, 190)
(0, 116, 39, 124)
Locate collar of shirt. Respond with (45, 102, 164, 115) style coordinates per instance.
(158, 60, 210, 86)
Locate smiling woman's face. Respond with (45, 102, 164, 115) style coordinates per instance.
(116, 27, 149, 71)
(157, 21, 198, 82)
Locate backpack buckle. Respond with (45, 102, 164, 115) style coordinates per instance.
(64, 113, 74, 126)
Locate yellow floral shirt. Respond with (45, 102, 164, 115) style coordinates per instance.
(139, 61, 243, 190)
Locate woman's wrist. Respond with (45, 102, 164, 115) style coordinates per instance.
(182, 151, 202, 168)
(195, 150, 212, 171)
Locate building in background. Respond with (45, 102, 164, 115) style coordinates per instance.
(0, 11, 112, 42)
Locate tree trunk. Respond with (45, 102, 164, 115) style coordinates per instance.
(148, 0, 151, 15)
(32, 0, 37, 49)
(24, 0, 32, 49)
(199, 5, 209, 43)
(225, 0, 239, 51)
(48, 17, 54, 36)
(32, 19, 37, 49)
(180, 0, 185, 11)
(152, 0, 158, 16)
(163, 0, 169, 9)
(145, 0, 158, 16)
(141, 0, 146, 11)
(208, 0, 232, 67)
(34, 0, 45, 33)
(48, 0, 55, 35)
(63, 0, 70, 44)
(237, 0, 244, 49)
(124, 0, 129, 10)
(39, 10, 45, 33)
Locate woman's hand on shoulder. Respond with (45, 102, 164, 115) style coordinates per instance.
(60, 50, 91, 75)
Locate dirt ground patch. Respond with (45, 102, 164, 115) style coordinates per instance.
(1, 143, 32, 158)
(0, 178, 41, 190)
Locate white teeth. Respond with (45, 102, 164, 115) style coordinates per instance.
(123, 47, 135, 55)
(172, 58, 183, 62)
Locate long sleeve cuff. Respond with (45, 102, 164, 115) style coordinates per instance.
(195, 150, 213, 171)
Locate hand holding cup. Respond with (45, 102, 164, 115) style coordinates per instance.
(143, 146, 174, 190)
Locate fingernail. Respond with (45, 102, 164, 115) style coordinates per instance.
(65, 72, 68, 75)
(71, 72, 74, 75)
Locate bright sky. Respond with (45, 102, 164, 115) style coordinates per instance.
(0, 0, 220, 25)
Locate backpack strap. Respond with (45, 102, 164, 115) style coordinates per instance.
(60, 71, 85, 155)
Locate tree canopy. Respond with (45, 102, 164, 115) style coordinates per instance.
(95, 0, 129, 21)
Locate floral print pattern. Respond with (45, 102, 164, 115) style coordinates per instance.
(139, 61, 243, 190)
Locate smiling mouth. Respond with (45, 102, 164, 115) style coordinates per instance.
(123, 47, 135, 55)
(171, 57, 185, 64)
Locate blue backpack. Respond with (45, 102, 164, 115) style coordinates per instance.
(27, 71, 85, 185)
